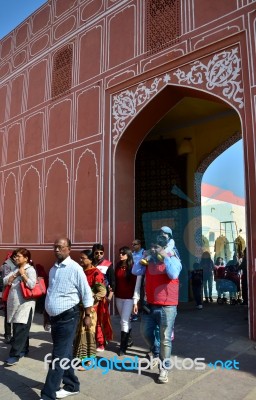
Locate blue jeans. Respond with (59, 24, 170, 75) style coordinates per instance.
(141, 305, 177, 369)
(203, 276, 213, 298)
(41, 307, 80, 400)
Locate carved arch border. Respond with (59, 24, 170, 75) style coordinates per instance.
(111, 46, 244, 145)
(110, 46, 245, 261)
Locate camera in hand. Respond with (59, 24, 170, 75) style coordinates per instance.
(139, 235, 168, 266)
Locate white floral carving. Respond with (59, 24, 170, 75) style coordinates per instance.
(174, 48, 243, 108)
(112, 48, 243, 143)
(112, 77, 163, 143)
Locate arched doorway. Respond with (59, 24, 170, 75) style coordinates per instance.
(114, 84, 242, 305)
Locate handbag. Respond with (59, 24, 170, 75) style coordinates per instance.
(2, 285, 11, 302)
(20, 276, 46, 299)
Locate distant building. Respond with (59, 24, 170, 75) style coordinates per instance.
(201, 183, 246, 261)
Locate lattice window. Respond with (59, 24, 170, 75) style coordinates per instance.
(146, 0, 180, 55)
(51, 45, 73, 99)
(135, 139, 186, 249)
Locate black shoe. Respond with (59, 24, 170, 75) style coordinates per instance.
(4, 335, 12, 344)
(127, 329, 133, 347)
(118, 349, 126, 356)
(209, 297, 213, 303)
(118, 331, 129, 355)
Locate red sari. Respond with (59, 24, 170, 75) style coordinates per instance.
(86, 268, 113, 347)
(73, 267, 106, 360)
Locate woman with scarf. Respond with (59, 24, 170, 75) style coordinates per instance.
(73, 250, 108, 370)
(4, 248, 36, 366)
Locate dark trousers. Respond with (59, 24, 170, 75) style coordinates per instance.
(192, 285, 202, 306)
(4, 305, 12, 337)
(9, 308, 32, 358)
(41, 306, 80, 400)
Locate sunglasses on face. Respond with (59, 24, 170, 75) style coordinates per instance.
(132, 243, 139, 246)
(120, 252, 127, 256)
(94, 251, 104, 255)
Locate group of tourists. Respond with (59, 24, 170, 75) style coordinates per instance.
(191, 249, 248, 308)
(1, 225, 182, 399)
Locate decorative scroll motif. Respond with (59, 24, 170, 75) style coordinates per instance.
(112, 76, 170, 143)
(174, 48, 243, 109)
(146, 0, 180, 55)
(51, 45, 73, 99)
(112, 48, 243, 144)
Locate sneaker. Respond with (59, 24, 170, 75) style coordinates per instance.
(5, 356, 19, 366)
(196, 305, 203, 309)
(56, 389, 79, 399)
(96, 345, 105, 352)
(158, 368, 168, 383)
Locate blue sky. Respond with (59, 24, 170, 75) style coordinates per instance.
(203, 140, 245, 198)
(0, 1, 245, 199)
(0, 0, 46, 39)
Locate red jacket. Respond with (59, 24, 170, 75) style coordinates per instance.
(145, 261, 179, 305)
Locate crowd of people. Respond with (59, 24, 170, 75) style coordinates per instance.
(0, 229, 248, 398)
(191, 249, 248, 308)
(0, 225, 182, 399)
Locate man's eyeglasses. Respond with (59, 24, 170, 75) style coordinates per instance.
(53, 245, 68, 251)
(94, 251, 104, 255)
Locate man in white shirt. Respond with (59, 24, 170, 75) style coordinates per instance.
(41, 238, 93, 400)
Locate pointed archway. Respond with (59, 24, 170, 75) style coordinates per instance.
(113, 83, 244, 314)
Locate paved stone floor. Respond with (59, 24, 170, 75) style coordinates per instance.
(0, 301, 255, 400)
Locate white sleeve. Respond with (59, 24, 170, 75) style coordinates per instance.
(133, 275, 143, 305)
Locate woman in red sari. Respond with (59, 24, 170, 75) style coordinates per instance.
(73, 250, 107, 370)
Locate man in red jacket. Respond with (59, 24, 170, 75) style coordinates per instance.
(132, 232, 182, 384)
